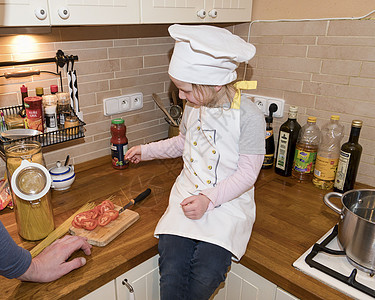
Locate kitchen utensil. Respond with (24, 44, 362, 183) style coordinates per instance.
(152, 93, 178, 126)
(69, 189, 151, 246)
(30, 202, 96, 257)
(169, 105, 182, 122)
(49, 161, 75, 190)
(119, 188, 151, 213)
(64, 155, 70, 166)
(324, 189, 375, 271)
(1, 129, 41, 140)
(72, 69, 80, 114)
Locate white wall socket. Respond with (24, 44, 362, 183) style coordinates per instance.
(103, 92, 143, 116)
(242, 93, 285, 118)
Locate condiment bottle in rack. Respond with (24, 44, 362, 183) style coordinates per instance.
(274, 106, 301, 176)
(42, 94, 58, 132)
(36, 87, 44, 97)
(334, 120, 363, 193)
(292, 116, 320, 182)
(50, 85, 58, 95)
(262, 103, 277, 169)
(312, 115, 344, 189)
(110, 118, 129, 170)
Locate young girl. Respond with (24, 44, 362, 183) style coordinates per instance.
(125, 24, 265, 300)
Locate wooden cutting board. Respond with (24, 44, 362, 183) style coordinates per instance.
(69, 205, 140, 247)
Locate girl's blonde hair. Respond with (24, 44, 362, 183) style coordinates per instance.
(192, 83, 236, 107)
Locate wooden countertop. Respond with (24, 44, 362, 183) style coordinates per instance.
(0, 157, 372, 299)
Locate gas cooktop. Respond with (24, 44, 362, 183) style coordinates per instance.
(293, 225, 375, 299)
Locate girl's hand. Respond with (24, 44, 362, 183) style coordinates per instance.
(180, 194, 210, 220)
(125, 146, 142, 164)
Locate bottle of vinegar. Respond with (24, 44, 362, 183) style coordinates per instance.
(275, 106, 301, 176)
(262, 115, 275, 169)
(292, 116, 320, 182)
(334, 120, 363, 193)
(312, 115, 344, 189)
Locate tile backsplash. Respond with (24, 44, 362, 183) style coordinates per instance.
(0, 20, 373, 186)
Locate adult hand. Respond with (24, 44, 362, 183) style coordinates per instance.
(18, 235, 92, 283)
(180, 194, 210, 220)
(125, 146, 142, 164)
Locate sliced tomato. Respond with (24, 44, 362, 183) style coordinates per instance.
(72, 218, 82, 229)
(98, 213, 112, 226)
(101, 200, 115, 210)
(81, 218, 98, 231)
(105, 209, 119, 221)
(99, 203, 113, 214)
(73, 212, 89, 225)
(85, 208, 99, 219)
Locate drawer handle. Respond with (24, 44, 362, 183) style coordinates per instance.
(122, 278, 135, 299)
(208, 9, 218, 18)
(35, 7, 47, 20)
(197, 9, 206, 19)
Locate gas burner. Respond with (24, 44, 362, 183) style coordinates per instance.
(293, 225, 375, 299)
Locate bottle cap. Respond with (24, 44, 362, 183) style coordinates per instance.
(352, 120, 363, 128)
(289, 106, 298, 112)
(50, 85, 58, 94)
(42, 94, 58, 106)
(35, 87, 44, 95)
(111, 118, 124, 125)
(331, 115, 340, 120)
(307, 116, 317, 123)
(20, 85, 28, 93)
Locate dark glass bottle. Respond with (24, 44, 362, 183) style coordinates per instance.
(262, 116, 275, 169)
(275, 106, 301, 176)
(333, 120, 363, 193)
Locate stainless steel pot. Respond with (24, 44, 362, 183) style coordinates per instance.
(324, 189, 375, 271)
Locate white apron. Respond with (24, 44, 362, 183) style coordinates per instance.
(154, 82, 257, 260)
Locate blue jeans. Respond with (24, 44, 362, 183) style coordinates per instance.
(158, 234, 232, 300)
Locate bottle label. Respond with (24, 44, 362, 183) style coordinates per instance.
(265, 129, 273, 139)
(334, 150, 351, 190)
(293, 149, 317, 174)
(275, 131, 290, 170)
(45, 113, 57, 128)
(263, 154, 274, 167)
(314, 155, 339, 180)
(111, 143, 129, 168)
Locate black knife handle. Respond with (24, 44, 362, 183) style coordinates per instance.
(133, 188, 151, 203)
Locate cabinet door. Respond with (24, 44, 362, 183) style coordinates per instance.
(116, 255, 160, 300)
(79, 280, 117, 300)
(140, 0, 205, 24)
(48, 0, 140, 25)
(140, 0, 251, 24)
(205, 0, 252, 23)
(0, 0, 50, 26)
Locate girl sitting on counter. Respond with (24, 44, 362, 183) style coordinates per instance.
(125, 24, 265, 300)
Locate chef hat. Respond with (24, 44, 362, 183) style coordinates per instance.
(168, 24, 256, 85)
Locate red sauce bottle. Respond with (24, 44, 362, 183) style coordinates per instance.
(110, 118, 129, 169)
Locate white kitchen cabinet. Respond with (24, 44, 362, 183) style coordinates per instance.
(275, 287, 300, 300)
(80, 280, 117, 300)
(116, 255, 160, 300)
(0, 0, 50, 26)
(140, 0, 252, 24)
(47, 0, 140, 25)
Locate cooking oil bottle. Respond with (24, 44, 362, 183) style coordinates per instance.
(292, 116, 320, 182)
(312, 115, 344, 189)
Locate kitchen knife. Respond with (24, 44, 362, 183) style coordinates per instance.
(119, 188, 151, 213)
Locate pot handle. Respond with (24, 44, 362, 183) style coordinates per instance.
(323, 192, 343, 215)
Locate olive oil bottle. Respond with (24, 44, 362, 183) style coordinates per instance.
(275, 106, 301, 176)
(334, 120, 363, 193)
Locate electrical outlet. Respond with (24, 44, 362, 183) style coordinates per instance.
(103, 92, 143, 116)
(253, 97, 267, 114)
(266, 97, 285, 118)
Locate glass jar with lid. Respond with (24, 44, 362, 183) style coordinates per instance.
(5, 141, 54, 241)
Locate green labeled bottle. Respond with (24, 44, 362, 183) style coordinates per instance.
(333, 120, 363, 193)
(292, 116, 320, 182)
(275, 106, 301, 176)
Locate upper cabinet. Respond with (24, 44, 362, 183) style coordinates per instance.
(0, 0, 251, 27)
(0, 0, 50, 26)
(47, 0, 140, 25)
(140, 0, 252, 23)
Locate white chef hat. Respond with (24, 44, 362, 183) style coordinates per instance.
(168, 24, 256, 86)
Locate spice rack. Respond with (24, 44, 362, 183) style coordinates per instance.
(0, 104, 85, 152)
(0, 50, 85, 154)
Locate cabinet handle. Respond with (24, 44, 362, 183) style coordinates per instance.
(58, 7, 70, 20)
(197, 9, 206, 19)
(208, 9, 218, 18)
(122, 279, 135, 300)
(34, 7, 47, 20)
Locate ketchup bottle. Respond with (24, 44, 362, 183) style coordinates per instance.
(110, 118, 129, 169)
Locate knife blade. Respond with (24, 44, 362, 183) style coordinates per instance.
(118, 188, 151, 214)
